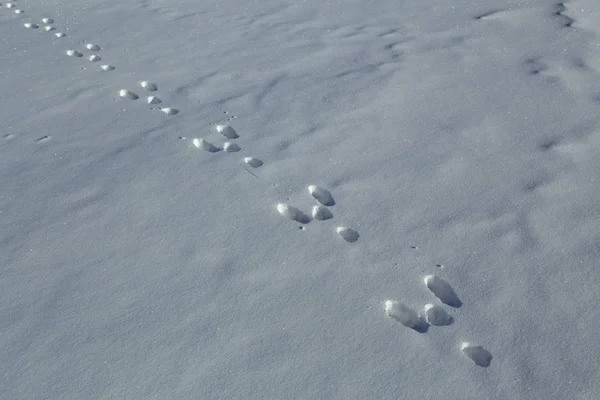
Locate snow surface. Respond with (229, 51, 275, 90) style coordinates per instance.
(2, 0, 600, 398)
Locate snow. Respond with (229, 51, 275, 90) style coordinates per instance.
(2, 0, 600, 398)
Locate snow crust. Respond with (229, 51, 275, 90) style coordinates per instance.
(2, 0, 600, 398)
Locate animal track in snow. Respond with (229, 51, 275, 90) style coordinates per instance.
(140, 81, 158, 91)
(424, 275, 462, 308)
(86, 43, 101, 51)
(66, 50, 83, 57)
(423, 304, 453, 326)
(119, 89, 139, 100)
(243, 157, 263, 168)
(216, 124, 239, 139)
(336, 226, 359, 243)
(277, 203, 310, 224)
(101, 64, 114, 71)
(308, 185, 335, 206)
(44, 26, 55, 32)
(5, 3, 14, 8)
(193, 138, 219, 153)
(160, 107, 179, 115)
(41, 18, 54, 24)
(24, 23, 38, 29)
(147, 96, 161, 104)
(14, 9, 23, 14)
(384, 300, 428, 333)
(461, 342, 493, 367)
(223, 142, 240, 152)
(312, 205, 333, 221)
(88, 55, 101, 62)
(54, 32, 66, 38)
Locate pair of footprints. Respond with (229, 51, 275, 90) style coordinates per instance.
(191, 124, 263, 168)
(385, 275, 492, 367)
(277, 185, 360, 243)
(66, 43, 114, 71)
(119, 82, 179, 115)
(21, 16, 66, 38)
(3, 2, 28, 17)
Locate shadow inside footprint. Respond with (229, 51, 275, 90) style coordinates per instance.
(424, 275, 462, 308)
(461, 343, 493, 367)
(385, 301, 429, 333)
(312, 205, 333, 221)
(193, 138, 220, 153)
(424, 304, 453, 326)
(336, 226, 359, 243)
(308, 185, 335, 206)
(277, 204, 310, 224)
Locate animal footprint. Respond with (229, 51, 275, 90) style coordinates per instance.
(216, 124, 239, 139)
(119, 90, 138, 100)
(277, 203, 310, 223)
(223, 142, 240, 152)
(384, 300, 428, 333)
(101, 65, 114, 71)
(336, 226, 359, 242)
(24, 23, 38, 29)
(193, 138, 219, 153)
(308, 185, 334, 206)
(88, 55, 101, 62)
(66, 50, 83, 57)
(243, 157, 263, 168)
(312, 205, 332, 221)
(461, 342, 492, 367)
(86, 43, 101, 51)
(161, 107, 178, 115)
(147, 96, 161, 104)
(424, 275, 462, 308)
(141, 81, 157, 91)
(423, 304, 453, 326)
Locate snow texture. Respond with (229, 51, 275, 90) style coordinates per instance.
(2, 0, 600, 398)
